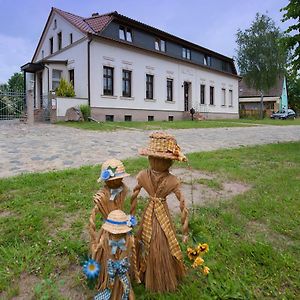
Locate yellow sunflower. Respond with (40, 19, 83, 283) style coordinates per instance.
(202, 266, 210, 275)
(187, 247, 199, 261)
(192, 256, 204, 268)
(197, 243, 209, 255)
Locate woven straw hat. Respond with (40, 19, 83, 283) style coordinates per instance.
(102, 210, 132, 234)
(99, 158, 130, 182)
(139, 132, 187, 162)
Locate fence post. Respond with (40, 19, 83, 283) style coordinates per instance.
(26, 89, 34, 124)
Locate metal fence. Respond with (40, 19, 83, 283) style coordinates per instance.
(0, 90, 26, 120)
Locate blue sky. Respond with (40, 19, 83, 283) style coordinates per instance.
(0, 0, 291, 84)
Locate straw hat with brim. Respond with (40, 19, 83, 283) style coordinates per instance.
(102, 210, 132, 234)
(139, 132, 187, 162)
(98, 158, 130, 182)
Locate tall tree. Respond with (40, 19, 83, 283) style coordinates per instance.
(281, 0, 300, 75)
(236, 13, 287, 118)
(7, 72, 24, 91)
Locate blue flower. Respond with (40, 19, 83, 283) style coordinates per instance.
(101, 169, 111, 181)
(127, 215, 137, 227)
(83, 259, 100, 280)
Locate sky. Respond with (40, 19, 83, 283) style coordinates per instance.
(0, 0, 291, 84)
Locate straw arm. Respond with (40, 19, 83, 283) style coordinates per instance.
(174, 187, 189, 243)
(130, 184, 142, 215)
(89, 205, 100, 256)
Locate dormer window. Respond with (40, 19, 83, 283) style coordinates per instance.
(155, 38, 166, 52)
(119, 26, 132, 42)
(57, 32, 62, 50)
(182, 47, 191, 60)
(204, 55, 211, 66)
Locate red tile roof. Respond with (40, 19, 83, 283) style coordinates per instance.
(52, 7, 113, 34)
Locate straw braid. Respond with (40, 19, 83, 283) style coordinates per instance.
(89, 205, 100, 257)
(130, 184, 142, 215)
(130, 235, 141, 283)
(174, 188, 189, 243)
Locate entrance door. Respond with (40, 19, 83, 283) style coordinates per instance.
(184, 81, 190, 111)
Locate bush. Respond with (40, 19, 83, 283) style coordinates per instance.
(56, 78, 75, 97)
(79, 104, 91, 121)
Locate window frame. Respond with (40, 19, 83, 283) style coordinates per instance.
(146, 74, 154, 99)
(119, 26, 133, 42)
(166, 78, 173, 101)
(69, 69, 74, 88)
(103, 66, 114, 96)
(182, 47, 191, 60)
(221, 88, 226, 106)
(200, 84, 205, 104)
(155, 38, 166, 52)
(49, 37, 53, 54)
(122, 69, 132, 98)
(57, 32, 62, 51)
(70, 33, 73, 44)
(209, 86, 214, 105)
(229, 89, 233, 107)
(52, 69, 62, 91)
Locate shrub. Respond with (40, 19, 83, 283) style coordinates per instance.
(56, 78, 75, 97)
(79, 104, 91, 121)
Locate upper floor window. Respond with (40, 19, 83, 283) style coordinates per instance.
(200, 84, 205, 104)
(57, 32, 62, 51)
(222, 61, 228, 72)
(167, 78, 173, 101)
(204, 55, 212, 66)
(53, 19, 57, 30)
(41, 50, 44, 59)
(146, 74, 154, 99)
(221, 88, 226, 106)
(122, 69, 132, 97)
(103, 66, 114, 96)
(69, 69, 74, 88)
(119, 26, 132, 42)
(182, 47, 191, 60)
(49, 37, 53, 54)
(70, 33, 73, 44)
(155, 38, 166, 52)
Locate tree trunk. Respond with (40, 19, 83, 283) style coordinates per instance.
(260, 91, 264, 119)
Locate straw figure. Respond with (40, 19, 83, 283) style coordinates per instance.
(89, 159, 130, 258)
(93, 210, 140, 300)
(130, 132, 189, 292)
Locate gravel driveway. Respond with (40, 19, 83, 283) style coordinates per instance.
(1, 121, 300, 178)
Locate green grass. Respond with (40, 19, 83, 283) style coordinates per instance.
(0, 143, 300, 299)
(56, 119, 253, 131)
(227, 117, 300, 126)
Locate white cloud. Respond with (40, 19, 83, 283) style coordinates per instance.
(0, 34, 35, 84)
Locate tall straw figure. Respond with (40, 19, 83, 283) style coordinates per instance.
(130, 132, 189, 292)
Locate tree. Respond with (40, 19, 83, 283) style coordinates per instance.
(7, 72, 24, 91)
(236, 13, 287, 118)
(287, 73, 300, 112)
(281, 0, 300, 75)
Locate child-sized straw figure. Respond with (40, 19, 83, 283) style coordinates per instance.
(93, 210, 139, 300)
(89, 159, 130, 258)
(130, 132, 189, 293)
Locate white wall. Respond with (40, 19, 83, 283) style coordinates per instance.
(90, 39, 239, 114)
(56, 97, 88, 117)
(34, 12, 85, 62)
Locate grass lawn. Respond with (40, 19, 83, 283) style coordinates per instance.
(0, 142, 300, 299)
(226, 118, 300, 126)
(56, 119, 254, 131)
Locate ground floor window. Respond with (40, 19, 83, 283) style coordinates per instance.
(229, 89, 233, 106)
(122, 70, 132, 97)
(105, 115, 114, 122)
(209, 86, 214, 105)
(200, 84, 205, 104)
(69, 69, 74, 88)
(167, 78, 173, 101)
(148, 115, 154, 121)
(52, 69, 62, 91)
(146, 74, 154, 99)
(103, 66, 114, 96)
(221, 88, 226, 106)
(168, 115, 174, 121)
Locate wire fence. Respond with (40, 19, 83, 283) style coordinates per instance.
(0, 90, 26, 120)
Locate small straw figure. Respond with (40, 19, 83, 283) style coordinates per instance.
(130, 132, 189, 292)
(93, 210, 139, 300)
(89, 159, 130, 258)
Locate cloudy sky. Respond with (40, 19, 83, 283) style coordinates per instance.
(0, 0, 291, 84)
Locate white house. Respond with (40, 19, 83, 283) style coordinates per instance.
(21, 7, 240, 121)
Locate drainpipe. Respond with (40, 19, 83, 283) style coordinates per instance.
(87, 35, 93, 107)
(44, 64, 50, 94)
(23, 70, 26, 108)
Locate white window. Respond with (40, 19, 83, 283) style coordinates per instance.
(222, 88, 226, 106)
(182, 47, 191, 59)
(229, 89, 233, 106)
(155, 38, 166, 52)
(119, 26, 132, 42)
(52, 70, 62, 90)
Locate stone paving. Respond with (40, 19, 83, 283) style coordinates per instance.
(1, 121, 300, 178)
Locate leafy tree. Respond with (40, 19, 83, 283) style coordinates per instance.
(281, 0, 300, 75)
(7, 72, 24, 91)
(236, 13, 287, 118)
(287, 73, 300, 112)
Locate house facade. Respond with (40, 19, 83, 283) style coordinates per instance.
(22, 7, 240, 121)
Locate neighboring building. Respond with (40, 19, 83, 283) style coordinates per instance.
(21, 7, 240, 121)
(239, 77, 285, 117)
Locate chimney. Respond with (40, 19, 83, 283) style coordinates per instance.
(92, 12, 99, 17)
